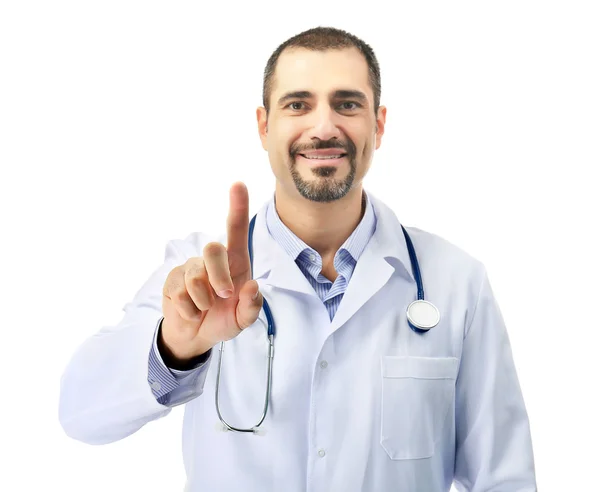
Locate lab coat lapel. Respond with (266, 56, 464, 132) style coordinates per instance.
(328, 235, 395, 332)
(249, 198, 318, 298)
(248, 192, 416, 325)
(329, 193, 415, 333)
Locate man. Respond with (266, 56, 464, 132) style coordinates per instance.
(59, 26, 537, 491)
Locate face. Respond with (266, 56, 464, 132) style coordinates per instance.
(257, 47, 386, 203)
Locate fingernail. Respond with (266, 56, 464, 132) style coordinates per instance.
(252, 290, 260, 301)
(218, 289, 233, 298)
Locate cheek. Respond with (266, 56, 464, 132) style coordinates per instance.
(267, 134, 289, 157)
(267, 125, 292, 151)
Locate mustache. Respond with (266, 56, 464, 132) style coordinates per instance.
(291, 139, 355, 156)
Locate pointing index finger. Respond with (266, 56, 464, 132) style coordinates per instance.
(226, 182, 250, 262)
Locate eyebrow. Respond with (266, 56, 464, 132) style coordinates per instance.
(276, 90, 368, 107)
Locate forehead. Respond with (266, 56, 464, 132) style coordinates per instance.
(272, 47, 371, 101)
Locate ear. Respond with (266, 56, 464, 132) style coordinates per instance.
(375, 105, 387, 150)
(257, 107, 268, 151)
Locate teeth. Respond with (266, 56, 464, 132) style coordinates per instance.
(303, 154, 344, 160)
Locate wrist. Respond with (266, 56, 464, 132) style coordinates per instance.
(157, 320, 213, 370)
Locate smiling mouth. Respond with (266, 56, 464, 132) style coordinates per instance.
(296, 154, 348, 168)
(297, 153, 347, 160)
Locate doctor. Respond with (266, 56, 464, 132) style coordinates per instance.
(59, 26, 537, 491)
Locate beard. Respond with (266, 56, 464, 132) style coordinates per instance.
(289, 139, 358, 203)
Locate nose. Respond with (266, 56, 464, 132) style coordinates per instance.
(306, 105, 344, 143)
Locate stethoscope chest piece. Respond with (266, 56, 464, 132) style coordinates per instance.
(407, 299, 440, 333)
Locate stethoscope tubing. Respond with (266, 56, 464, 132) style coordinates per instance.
(215, 212, 438, 433)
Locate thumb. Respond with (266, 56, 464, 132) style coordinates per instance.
(235, 280, 263, 330)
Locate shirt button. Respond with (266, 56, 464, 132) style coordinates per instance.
(151, 381, 161, 391)
(309, 254, 316, 262)
(318, 449, 326, 457)
(320, 360, 328, 369)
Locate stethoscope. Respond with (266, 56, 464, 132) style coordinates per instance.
(215, 214, 440, 434)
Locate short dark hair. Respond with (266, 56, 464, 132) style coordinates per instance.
(262, 26, 381, 117)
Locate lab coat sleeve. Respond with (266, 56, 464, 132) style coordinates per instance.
(58, 236, 213, 445)
(453, 266, 537, 491)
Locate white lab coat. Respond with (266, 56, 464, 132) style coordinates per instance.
(59, 191, 536, 491)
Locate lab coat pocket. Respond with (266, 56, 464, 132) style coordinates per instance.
(380, 356, 459, 460)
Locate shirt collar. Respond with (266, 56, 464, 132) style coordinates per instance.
(248, 189, 415, 285)
(265, 190, 377, 264)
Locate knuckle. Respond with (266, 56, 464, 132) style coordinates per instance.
(163, 269, 183, 297)
(172, 289, 190, 304)
(187, 274, 205, 290)
(184, 256, 202, 268)
(203, 242, 226, 257)
(187, 279, 209, 302)
(181, 309, 201, 322)
(184, 274, 213, 309)
(185, 262, 206, 282)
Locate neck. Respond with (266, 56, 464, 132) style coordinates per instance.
(273, 184, 366, 259)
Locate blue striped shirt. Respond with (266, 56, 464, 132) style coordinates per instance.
(148, 191, 377, 404)
(265, 191, 376, 321)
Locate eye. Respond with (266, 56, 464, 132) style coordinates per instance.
(287, 101, 306, 111)
(285, 101, 361, 111)
(339, 101, 360, 110)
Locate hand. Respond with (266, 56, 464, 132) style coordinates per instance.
(160, 182, 263, 364)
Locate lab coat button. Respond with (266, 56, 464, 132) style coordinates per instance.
(318, 449, 326, 457)
(151, 381, 161, 391)
(320, 360, 328, 369)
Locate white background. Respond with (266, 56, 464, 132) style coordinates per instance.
(1, 1, 598, 490)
